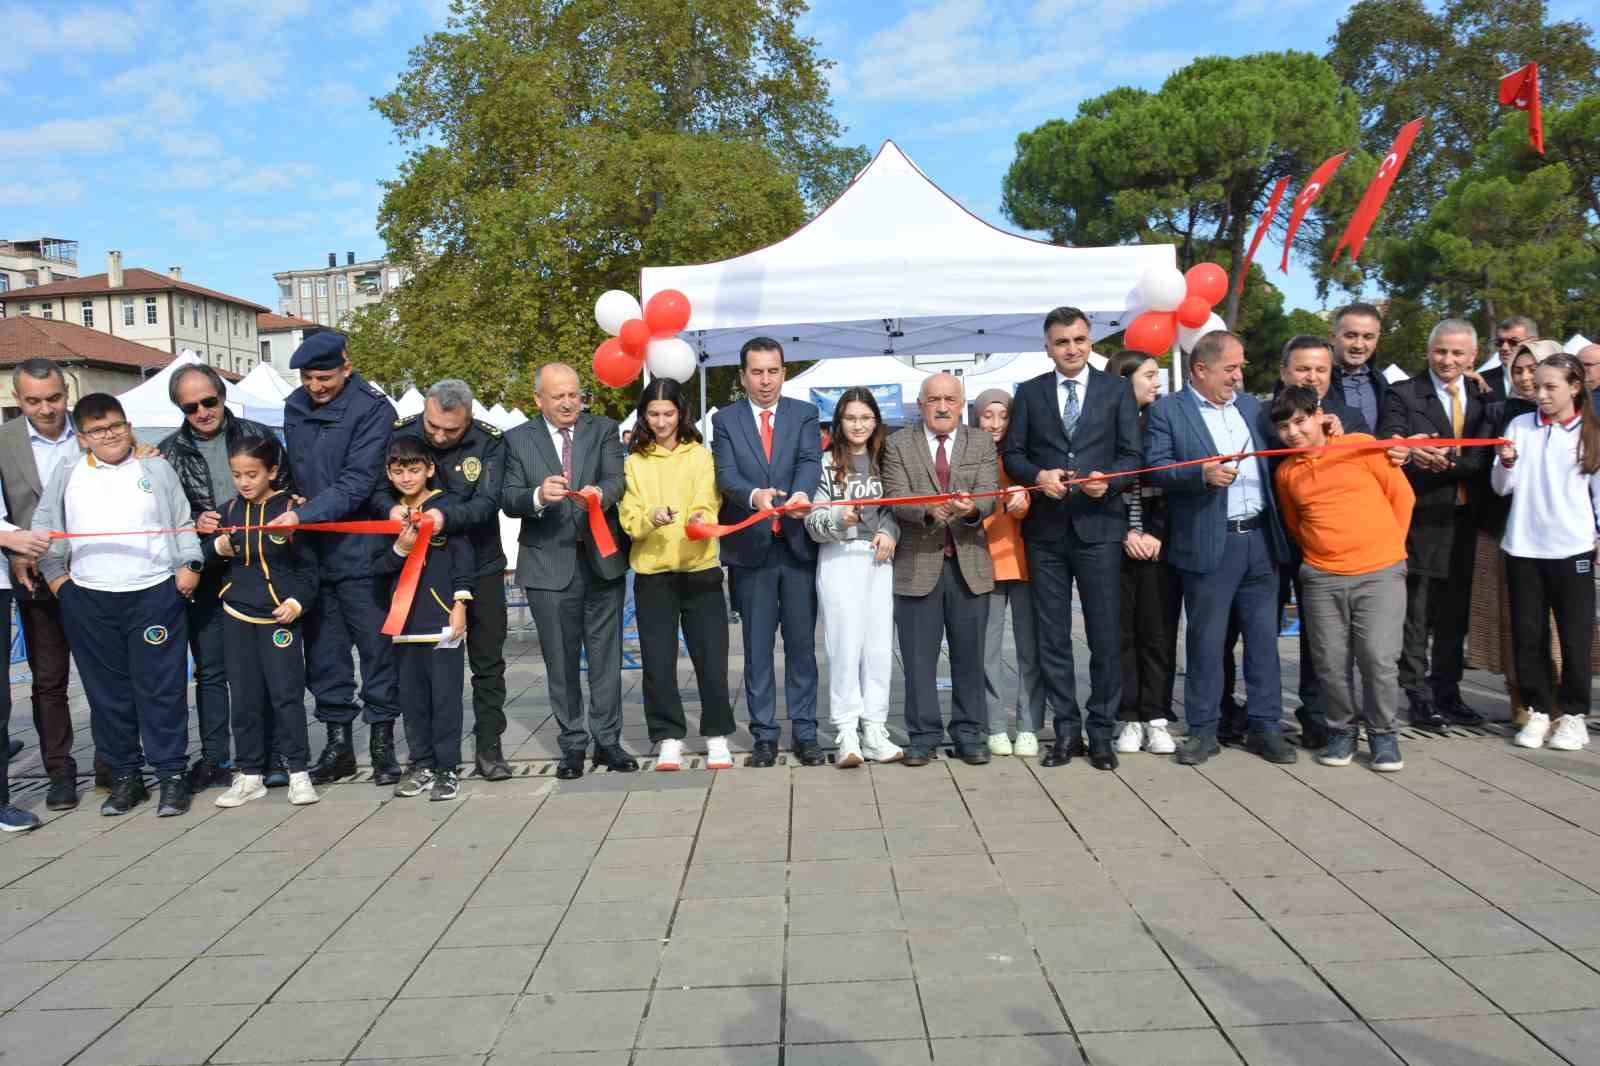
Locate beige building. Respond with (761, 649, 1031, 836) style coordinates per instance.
(0, 315, 171, 418)
(256, 312, 327, 368)
(0, 252, 269, 375)
(0, 237, 80, 295)
(274, 252, 408, 327)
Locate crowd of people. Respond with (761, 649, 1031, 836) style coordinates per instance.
(0, 306, 1595, 832)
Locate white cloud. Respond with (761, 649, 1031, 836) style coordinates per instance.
(109, 44, 286, 105)
(0, 116, 131, 156)
(154, 130, 226, 159)
(229, 162, 318, 194)
(0, 178, 85, 206)
(195, 0, 311, 27)
(349, 0, 397, 34)
(158, 205, 217, 242)
(0, 5, 138, 72)
(318, 81, 366, 108)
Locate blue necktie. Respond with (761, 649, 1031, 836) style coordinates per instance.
(1062, 379, 1080, 439)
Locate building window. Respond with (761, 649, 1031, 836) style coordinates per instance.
(145, 296, 158, 325)
(0, 275, 9, 292)
(81, 300, 94, 328)
(123, 296, 135, 326)
(336, 275, 347, 295)
(278, 282, 293, 299)
(260, 339, 272, 363)
(214, 306, 221, 331)
(386, 269, 400, 289)
(41, 303, 52, 319)
(299, 280, 311, 299)
(19, 302, 30, 317)
(315, 279, 328, 299)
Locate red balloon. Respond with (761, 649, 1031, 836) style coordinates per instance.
(1185, 263, 1229, 306)
(1125, 311, 1177, 356)
(644, 289, 692, 337)
(1176, 295, 1212, 329)
(618, 318, 651, 358)
(593, 337, 643, 388)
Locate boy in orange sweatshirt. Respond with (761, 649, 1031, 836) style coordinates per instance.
(1272, 385, 1415, 772)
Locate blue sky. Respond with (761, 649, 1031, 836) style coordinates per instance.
(5, 0, 1591, 317)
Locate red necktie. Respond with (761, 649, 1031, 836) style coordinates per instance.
(936, 434, 954, 557)
(760, 410, 779, 534)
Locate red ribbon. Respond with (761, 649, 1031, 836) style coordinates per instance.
(380, 515, 433, 636)
(574, 487, 619, 558)
(683, 436, 1510, 542)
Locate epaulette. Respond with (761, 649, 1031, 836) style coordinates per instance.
(474, 419, 503, 437)
(365, 381, 390, 401)
(394, 413, 419, 429)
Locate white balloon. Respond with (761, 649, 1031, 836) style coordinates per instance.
(1136, 265, 1188, 312)
(645, 337, 698, 383)
(594, 290, 642, 336)
(1177, 312, 1227, 353)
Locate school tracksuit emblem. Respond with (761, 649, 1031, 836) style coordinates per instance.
(272, 628, 294, 648)
(143, 626, 168, 645)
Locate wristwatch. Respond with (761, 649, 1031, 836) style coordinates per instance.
(183, 560, 204, 574)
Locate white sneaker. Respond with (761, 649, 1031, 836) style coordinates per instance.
(837, 729, 864, 768)
(214, 774, 266, 809)
(1144, 719, 1176, 755)
(705, 736, 733, 770)
(1549, 715, 1590, 751)
(861, 722, 903, 763)
(287, 772, 319, 805)
(1515, 711, 1552, 749)
(987, 732, 1013, 756)
(1114, 722, 1144, 753)
(1014, 731, 1039, 757)
(656, 738, 684, 771)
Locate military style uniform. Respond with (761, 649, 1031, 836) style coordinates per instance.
(375, 414, 510, 770)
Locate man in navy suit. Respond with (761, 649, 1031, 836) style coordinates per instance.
(710, 338, 824, 767)
(1144, 331, 1297, 766)
(1328, 302, 1389, 430)
(1001, 306, 1142, 770)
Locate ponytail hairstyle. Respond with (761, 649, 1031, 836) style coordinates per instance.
(228, 434, 291, 490)
(1540, 354, 1600, 475)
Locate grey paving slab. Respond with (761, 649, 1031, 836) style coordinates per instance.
(656, 934, 784, 987)
(787, 1040, 929, 1066)
(787, 931, 913, 984)
(682, 860, 788, 898)
(637, 986, 782, 1047)
(1182, 962, 1355, 1026)
(1506, 900, 1600, 950)
(1053, 968, 1211, 1032)
(72, 1004, 254, 1066)
(0, 1007, 130, 1066)
(1449, 950, 1600, 1013)
(22, 956, 188, 1008)
(271, 948, 425, 1002)
(789, 891, 905, 935)
(785, 979, 927, 1043)
(1149, 917, 1301, 969)
(909, 925, 1043, 978)
(931, 1034, 1085, 1065)
(440, 904, 565, 948)
(1374, 1013, 1573, 1066)
(355, 993, 517, 1058)
(1317, 957, 1500, 1020)
(1075, 1029, 1239, 1066)
(529, 939, 664, 992)
(496, 990, 650, 1052)
(1387, 906, 1552, 958)
(633, 1048, 777, 1066)
(1225, 1021, 1404, 1065)
(401, 946, 537, 997)
(1032, 920, 1173, 974)
(213, 998, 386, 1062)
(1509, 1009, 1600, 1066)
(554, 899, 675, 942)
(1270, 912, 1430, 964)
(673, 895, 786, 937)
(144, 953, 307, 1006)
(919, 974, 1069, 1038)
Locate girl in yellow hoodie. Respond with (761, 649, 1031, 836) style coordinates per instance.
(619, 379, 735, 770)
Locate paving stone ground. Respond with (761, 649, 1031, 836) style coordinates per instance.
(3, 600, 1600, 1065)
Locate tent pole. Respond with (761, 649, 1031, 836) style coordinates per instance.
(699, 361, 708, 437)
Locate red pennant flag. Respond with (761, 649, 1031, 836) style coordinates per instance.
(1499, 62, 1544, 154)
(1331, 117, 1424, 265)
(1237, 176, 1289, 297)
(1279, 152, 1347, 272)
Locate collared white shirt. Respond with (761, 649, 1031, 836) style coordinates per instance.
(63, 454, 171, 592)
(27, 417, 78, 489)
(1054, 366, 1091, 422)
(1492, 410, 1600, 558)
(1190, 385, 1264, 521)
(1429, 370, 1467, 428)
(923, 423, 959, 465)
(533, 416, 579, 511)
(747, 399, 782, 509)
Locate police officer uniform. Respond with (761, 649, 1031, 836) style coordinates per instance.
(281, 332, 401, 786)
(376, 413, 512, 779)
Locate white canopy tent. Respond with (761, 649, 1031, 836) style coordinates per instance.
(120, 352, 249, 432)
(395, 387, 425, 418)
(639, 140, 1174, 374)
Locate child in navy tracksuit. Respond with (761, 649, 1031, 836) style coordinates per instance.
(377, 436, 472, 801)
(205, 436, 320, 808)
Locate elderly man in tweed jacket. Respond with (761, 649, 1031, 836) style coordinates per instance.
(881, 372, 998, 766)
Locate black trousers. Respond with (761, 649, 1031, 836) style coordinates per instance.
(187, 566, 231, 763)
(1026, 533, 1123, 744)
(633, 568, 735, 742)
(1399, 511, 1476, 707)
(397, 642, 466, 770)
(1118, 557, 1180, 722)
(466, 571, 509, 745)
(222, 614, 310, 774)
(895, 557, 989, 750)
(1506, 552, 1596, 718)
(1278, 565, 1327, 726)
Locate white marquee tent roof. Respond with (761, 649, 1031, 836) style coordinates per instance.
(640, 141, 1173, 367)
(120, 352, 250, 431)
(779, 355, 934, 403)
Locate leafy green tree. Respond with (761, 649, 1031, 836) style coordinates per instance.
(349, 0, 866, 417)
(1002, 52, 1359, 328)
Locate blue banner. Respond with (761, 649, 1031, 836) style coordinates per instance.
(810, 384, 905, 422)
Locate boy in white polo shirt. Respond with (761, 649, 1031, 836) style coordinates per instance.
(32, 393, 204, 817)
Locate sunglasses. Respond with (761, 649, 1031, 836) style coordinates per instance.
(180, 396, 221, 415)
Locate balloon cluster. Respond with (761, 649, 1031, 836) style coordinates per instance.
(592, 289, 698, 387)
(1123, 263, 1229, 356)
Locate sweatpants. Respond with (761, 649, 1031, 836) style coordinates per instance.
(223, 614, 310, 774)
(985, 579, 1047, 735)
(633, 568, 735, 743)
(1506, 552, 1596, 719)
(396, 641, 465, 771)
(816, 540, 895, 737)
(59, 579, 189, 776)
(1299, 561, 1406, 735)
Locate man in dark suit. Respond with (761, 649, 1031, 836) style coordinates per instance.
(1377, 320, 1494, 730)
(0, 358, 83, 810)
(502, 362, 634, 780)
(1001, 306, 1141, 770)
(1480, 315, 1538, 401)
(710, 338, 824, 767)
(1328, 302, 1390, 430)
(1144, 331, 1296, 766)
(882, 373, 998, 766)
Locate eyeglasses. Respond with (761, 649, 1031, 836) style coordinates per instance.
(81, 421, 129, 441)
(1495, 339, 1521, 349)
(179, 396, 221, 415)
(837, 415, 877, 425)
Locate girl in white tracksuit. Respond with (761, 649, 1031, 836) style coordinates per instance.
(806, 388, 901, 767)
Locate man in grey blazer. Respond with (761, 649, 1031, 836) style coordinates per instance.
(881, 373, 998, 765)
(501, 363, 635, 780)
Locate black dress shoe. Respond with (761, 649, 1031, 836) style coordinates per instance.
(901, 747, 932, 767)
(309, 722, 357, 785)
(1088, 739, 1119, 772)
(1442, 700, 1485, 726)
(592, 743, 638, 773)
(750, 741, 778, 768)
(957, 744, 990, 765)
(1408, 702, 1450, 731)
(1245, 728, 1299, 764)
(1040, 736, 1084, 768)
(185, 757, 231, 792)
(6, 739, 21, 760)
(795, 739, 824, 766)
(156, 773, 191, 817)
(369, 721, 403, 786)
(101, 774, 148, 816)
(1176, 733, 1220, 765)
(45, 775, 78, 811)
(555, 753, 585, 780)
(475, 741, 513, 781)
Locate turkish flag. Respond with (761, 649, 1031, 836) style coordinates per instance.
(1279, 152, 1347, 272)
(1499, 62, 1544, 154)
(1237, 176, 1288, 297)
(1331, 117, 1425, 265)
